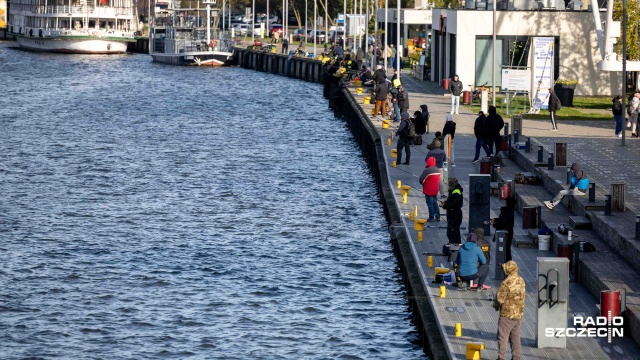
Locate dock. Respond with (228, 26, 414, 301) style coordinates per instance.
(232, 47, 640, 359)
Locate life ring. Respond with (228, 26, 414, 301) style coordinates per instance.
(210, 40, 218, 48)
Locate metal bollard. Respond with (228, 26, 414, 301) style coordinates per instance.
(636, 215, 640, 240)
(538, 145, 544, 163)
(566, 167, 572, 184)
(605, 195, 612, 216)
(548, 152, 554, 170)
(537, 205, 542, 228)
(504, 123, 509, 136)
(514, 129, 520, 144)
(525, 137, 531, 153)
(589, 183, 595, 202)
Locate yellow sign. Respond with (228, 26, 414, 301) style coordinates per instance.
(0, 0, 6, 29)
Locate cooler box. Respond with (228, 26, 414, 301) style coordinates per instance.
(480, 160, 491, 174)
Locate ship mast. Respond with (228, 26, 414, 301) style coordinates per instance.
(203, 0, 216, 48)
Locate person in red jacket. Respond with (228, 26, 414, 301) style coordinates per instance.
(419, 156, 441, 221)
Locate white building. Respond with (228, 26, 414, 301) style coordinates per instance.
(431, 4, 625, 96)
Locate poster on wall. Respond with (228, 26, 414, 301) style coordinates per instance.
(0, 0, 6, 29)
(531, 37, 554, 111)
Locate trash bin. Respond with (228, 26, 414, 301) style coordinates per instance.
(499, 182, 511, 200)
(538, 228, 553, 251)
(558, 244, 574, 269)
(538, 235, 551, 251)
(480, 159, 491, 174)
(442, 78, 450, 90)
(462, 90, 471, 105)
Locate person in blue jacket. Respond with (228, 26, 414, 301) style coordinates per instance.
(544, 162, 589, 210)
(456, 232, 489, 291)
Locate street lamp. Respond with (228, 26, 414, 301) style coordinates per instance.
(396, 0, 400, 80)
(384, 0, 388, 69)
(622, 0, 628, 146)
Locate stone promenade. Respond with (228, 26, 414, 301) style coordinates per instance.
(346, 72, 640, 359)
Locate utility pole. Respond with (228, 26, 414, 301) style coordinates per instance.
(396, 0, 400, 81)
(622, 0, 628, 146)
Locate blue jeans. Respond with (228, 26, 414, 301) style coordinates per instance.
(615, 115, 623, 135)
(393, 102, 400, 122)
(425, 195, 440, 220)
(473, 138, 491, 161)
(396, 139, 411, 164)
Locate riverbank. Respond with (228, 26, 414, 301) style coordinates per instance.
(233, 47, 640, 359)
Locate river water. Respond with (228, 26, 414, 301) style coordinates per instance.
(0, 42, 425, 359)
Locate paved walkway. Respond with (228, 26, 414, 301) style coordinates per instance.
(346, 72, 640, 359)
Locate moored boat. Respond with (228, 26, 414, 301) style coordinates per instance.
(149, 0, 233, 66)
(8, 0, 136, 54)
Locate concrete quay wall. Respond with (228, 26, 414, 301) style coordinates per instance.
(232, 48, 449, 359)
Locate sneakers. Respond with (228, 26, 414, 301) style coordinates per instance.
(472, 159, 479, 164)
(543, 200, 555, 210)
(455, 111, 459, 115)
(617, 133, 622, 138)
(451, 163, 456, 167)
(450, 111, 454, 115)
(458, 282, 468, 291)
(403, 162, 410, 165)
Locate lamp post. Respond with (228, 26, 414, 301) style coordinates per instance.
(396, 0, 400, 81)
(305, 0, 308, 43)
(622, 0, 628, 147)
(325, 0, 328, 44)
(384, 0, 388, 70)
(492, 0, 496, 106)
(252, 0, 255, 42)
(313, 0, 316, 56)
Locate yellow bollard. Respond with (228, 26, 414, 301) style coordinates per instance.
(371, 107, 376, 115)
(409, 211, 415, 220)
(413, 218, 427, 231)
(363, 96, 371, 105)
(391, 148, 398, 158)
(440, 285, 446, 298)
(418, 231, 423, 241)
(428, 256, 433, 267)
(387, 137, 391, 145)
(400, 185, 411, 204)
(455, 323, 462, 337)
(392, 161, 397, 167)
(356, 80, 362, 87)
(382, 119, 390, 129)
(413, 206, 418, 218)
(465, 343, 485, 360)
(434, 267, 449, 276)
(397, 180, 402, 188)
(355, 88, 363, 95)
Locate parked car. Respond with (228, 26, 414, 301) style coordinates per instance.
(309, 30, 326, 43)
(292, 28, 307, 41)
(329, 30, 348, 45)
(269, 24, 283, 37)
(253, 24, 266, 37)
(233, 23, 249, 36)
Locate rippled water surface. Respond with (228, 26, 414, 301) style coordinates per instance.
(0, 42, 424, 359)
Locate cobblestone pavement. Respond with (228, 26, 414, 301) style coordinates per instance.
(347, 72, 640, 359)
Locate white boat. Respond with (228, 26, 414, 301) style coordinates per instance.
(7, 0, 136, 54)
(149, 0, 233, 66)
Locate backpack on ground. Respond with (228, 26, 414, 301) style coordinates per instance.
(413, 135, 423, 145)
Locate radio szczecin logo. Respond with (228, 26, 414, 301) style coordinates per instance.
(545, 314, 623, 343)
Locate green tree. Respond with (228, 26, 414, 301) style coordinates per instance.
(613, 0, 640, 60)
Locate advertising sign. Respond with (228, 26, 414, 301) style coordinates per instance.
(0, 0, 6, 29)
(337, 13, 344, 24)
(531, 37, 554, 110)
(502, 69, 531, 91)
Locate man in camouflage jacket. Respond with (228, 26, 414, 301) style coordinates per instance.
(494, 260, 525, 360)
